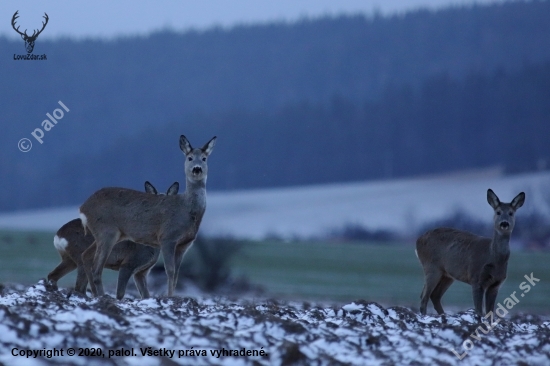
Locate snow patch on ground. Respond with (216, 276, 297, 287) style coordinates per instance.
(0, 280, 548, 365)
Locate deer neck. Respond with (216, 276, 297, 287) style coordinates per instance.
(184, 177, 207, 214)
(490, 230, 511, 259)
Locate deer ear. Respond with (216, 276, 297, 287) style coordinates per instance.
(144, 181, 158, 195)
(166, 182, 179, 195)
(179, 135, 193, 155)
(511, 192, 525, 209)
(202, 136, 217, 156)
(487, 189, 500, 209)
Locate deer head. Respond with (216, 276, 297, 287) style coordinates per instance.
(12, 11, 49, 54)
(487, 189, 525, 235)
(180, 135, 217, 184)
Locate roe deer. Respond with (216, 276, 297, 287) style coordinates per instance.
(47, 181, 179, 299)
(416, 189, 525, 316)
(80, 135, 216, 297)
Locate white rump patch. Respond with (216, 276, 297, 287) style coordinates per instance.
(53, 235, 68, 251)
(79, 212, 88, 233)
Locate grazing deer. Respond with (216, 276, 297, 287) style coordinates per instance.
(416, 189, 525, 316)
(80, 135, 216, 297)
(47, 181, 179, 299)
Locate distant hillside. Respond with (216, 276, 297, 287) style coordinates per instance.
(48, 60, 550, 204)
(1, 0, 550, 210)
(1, 169, 549, 243)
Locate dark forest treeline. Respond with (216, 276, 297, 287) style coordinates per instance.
(1, 1, 550, 210)
(2, 1, 550, 113)
(51, 60, 550, 206)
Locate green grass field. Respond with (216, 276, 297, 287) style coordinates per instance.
(1, 230, 548, 314)
(0, 230, 120, 288)
(230, 240, 550, 313)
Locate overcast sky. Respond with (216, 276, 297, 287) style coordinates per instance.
(0, 0, 510, 40)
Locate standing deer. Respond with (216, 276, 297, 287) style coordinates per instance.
(416, 189, 525, 316)
(80, 135, 216, 297)
(48, 181, 179, 299)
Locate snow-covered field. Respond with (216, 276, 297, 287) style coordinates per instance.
(1, 168, 549, 239)
(0, 280, 549, 366)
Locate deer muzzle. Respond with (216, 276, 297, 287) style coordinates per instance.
(192, 166, 203, 176)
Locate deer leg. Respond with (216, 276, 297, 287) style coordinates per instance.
(430, 276, 454, 315)
(133, 250, 160, 299)
(74, 265, 88, 294)
(472, 284, 485, 316)
(81, 242, 97, 294)
(161, 241, 178, 297)
(133, 268, 151, 299)
(420, 270, 443, 315)
(173, 241, 193, 290)
(115, 266, 133, 300)
(47, 257, 77, 289)
(85, 231, 120, 297)
(485, 283, 501, 315)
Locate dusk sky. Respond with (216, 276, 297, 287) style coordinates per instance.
(0, 0, 508, 39)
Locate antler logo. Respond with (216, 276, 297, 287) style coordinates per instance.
(11, 10, 49, 54)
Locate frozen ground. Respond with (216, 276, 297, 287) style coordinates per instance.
(1, 169, 549, 240)
(0, 280, 549, 366)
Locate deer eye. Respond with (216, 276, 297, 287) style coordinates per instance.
(509, 211, 514, 216)
(202, 157, 206, 161)
(496, 211, 501, 215)
(187, 157, 192, 161)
